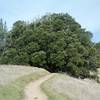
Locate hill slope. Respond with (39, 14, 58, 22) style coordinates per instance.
(0, 65, 100, 100)
(25, 74, 54, 100)
(0, 65, 49, 100)
(42, 73, 100, 100)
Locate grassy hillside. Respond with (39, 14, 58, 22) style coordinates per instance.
(42, 73, 100, 100)
(0, 65, 49, 100)
(41, 73, 70, 100)
(0, 65, 100, 100)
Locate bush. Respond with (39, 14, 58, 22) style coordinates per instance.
(31, 51, 47, 67)
(0, 13, 98, 79)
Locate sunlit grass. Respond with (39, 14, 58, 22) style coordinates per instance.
(0, 70, 49, 100)
(41, 74, 70, 100)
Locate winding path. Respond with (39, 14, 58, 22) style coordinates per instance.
(24, 74, 53, 100)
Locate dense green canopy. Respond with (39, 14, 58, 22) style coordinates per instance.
(0, 13, 99, 78)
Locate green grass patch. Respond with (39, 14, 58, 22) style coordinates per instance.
(41, 74, 70, 100)
(0, 70, 49, 100)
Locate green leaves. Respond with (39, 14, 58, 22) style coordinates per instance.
(25, 42, 40, 54)
(31, 51, 47, 67)
(0, 48, 17, 64)
(14, 52, 29, 65)
(95, 42, 100, 68)
(0, 13, 98, 79)
(49, 51, 65, 67)
(0, 19, 7, 50)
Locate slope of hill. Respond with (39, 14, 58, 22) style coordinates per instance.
(0, 65, 49, 85)
(24, 74, 54, 100)
(0, 65, 49, 100)
(42, 73, 100, 100)
(0, 65, 100, 100)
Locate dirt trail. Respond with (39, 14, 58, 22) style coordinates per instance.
(24, 74, 53, 100)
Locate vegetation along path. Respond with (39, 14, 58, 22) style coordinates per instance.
(24, 74, 54, 100)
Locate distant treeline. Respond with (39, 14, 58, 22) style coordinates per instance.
(0, 13, 100, 79)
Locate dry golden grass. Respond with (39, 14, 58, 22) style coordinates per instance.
(43, 73, 100, 100)
(0, 65, 47, 85)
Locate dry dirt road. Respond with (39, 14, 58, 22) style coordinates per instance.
(24, 74, 54, 100)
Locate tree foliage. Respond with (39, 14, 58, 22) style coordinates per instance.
(0, 13, 99, 78)
(0, 19, 7, 52)
(95, 42, 100, 67)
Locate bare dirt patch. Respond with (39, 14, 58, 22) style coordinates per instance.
(24, 74, 54, 100)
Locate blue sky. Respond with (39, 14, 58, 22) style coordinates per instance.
(0, 0, 100, 42)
